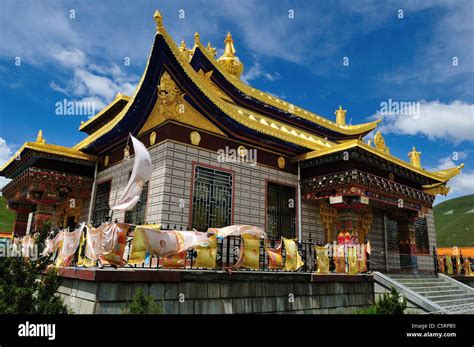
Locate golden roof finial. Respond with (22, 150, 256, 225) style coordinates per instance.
(223, 32, 236, 58)
(217, 32, 244, 78)
(179, 40, 190, 60)
(36, 130, 45, 144)
(206, 41, 217, 57)
(154, 10, 164, 32)
(335, 105, 347, 125)
(408, 146, 422, 168)
(194, 32, 200, 44)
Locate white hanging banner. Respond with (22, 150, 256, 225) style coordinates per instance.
(111, 135, 153, 211)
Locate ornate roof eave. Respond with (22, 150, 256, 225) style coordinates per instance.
(79, 94, 130, 132)
(0, 141, 97, 177)
(190, 43, 381, 136)
(292, 139, 464, 183)
(73, 12, 338, 153)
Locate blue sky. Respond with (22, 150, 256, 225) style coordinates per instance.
(0, 0, 473, 203)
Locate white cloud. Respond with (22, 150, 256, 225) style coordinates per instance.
(373, 100, 474, 143)
(241, 60, 282, 84)
(0, 138, 13, 190)
(53, 49, 87, 68)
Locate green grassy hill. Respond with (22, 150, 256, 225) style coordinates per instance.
(0, 195, 15, 233)
(434, 194, 474, 247)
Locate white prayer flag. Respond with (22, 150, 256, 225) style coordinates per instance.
(111, 135, 153, 211)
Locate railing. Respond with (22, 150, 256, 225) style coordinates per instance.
(110, 225, 370, 274)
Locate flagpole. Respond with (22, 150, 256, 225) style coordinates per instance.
(110, 133, 132, 223)
(86, 160, 99, 225)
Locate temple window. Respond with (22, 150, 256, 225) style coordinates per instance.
(92, 180, 111, 225)
(266, 182, 296, 239)
(125, 182, 149, 225)
(191, 166, 233, 231)
(415, 217, 430, 254)
(385, 217, 399, 251)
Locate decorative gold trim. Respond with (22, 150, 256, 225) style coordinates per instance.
(190, 131, 201, 146)
(237, 145, 247, 158)
(149, 131, 157, 145)
(422, 182, 450, 196)
(104, 155, 110, 167)
(277, 157, 286, 169)
(292, 139, 463, 183)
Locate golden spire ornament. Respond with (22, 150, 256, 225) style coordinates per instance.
(153, 10, 164, 32)
(36, 130, 45, 144)
(408, 147, 422, 168)
(217, 32, 244, 78)
(335, 105, 347, 125)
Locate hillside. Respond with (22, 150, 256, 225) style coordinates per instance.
(0, 195, 15, 233)
(434, 194, 474, 247)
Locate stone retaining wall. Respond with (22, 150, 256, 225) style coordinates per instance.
(57, 269, 374, 314)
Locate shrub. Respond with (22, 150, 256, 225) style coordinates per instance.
(122, 288, 163, 314)
(375, 287, 407, 314)
(0, 221, 71, 314)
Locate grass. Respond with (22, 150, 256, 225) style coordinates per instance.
(0, 195, 15, 233)
(434, 194, 474, 247)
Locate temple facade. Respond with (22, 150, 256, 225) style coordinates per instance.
(0, 11, 463, 274)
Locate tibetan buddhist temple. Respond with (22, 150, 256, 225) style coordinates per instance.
(0, 10, 464, 275)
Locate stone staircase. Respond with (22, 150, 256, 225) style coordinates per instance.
(374, 272, 474, 314)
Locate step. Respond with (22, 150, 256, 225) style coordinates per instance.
(416, 285, 459, 293)
(389, 275, 438, 280)
(401, 282, 454, 289)
(436, 297, 474, 307)
(395, 279, 446, 285)
(427, 293, 474, 302)
(443, 303, 474, 314)
(420, 290, 466, 297)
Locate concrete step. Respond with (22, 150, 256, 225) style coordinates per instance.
(415, 285, 459, 293)
(396, 278, 445, 284)
(427, 293, 474, 302)
(389, 275, 438, 280)
(420, 289, 467, 297)
(436, 296, 474, 307)
(401, 282, 455, 290)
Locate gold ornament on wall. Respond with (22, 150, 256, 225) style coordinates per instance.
(277, 157, 286, 169)
(149, 131, 157, 146)
(190, 131, 201, 146)
(157, 71, 185, 121)
(104, 155, 109, 167)
(237, 145, 247, 158)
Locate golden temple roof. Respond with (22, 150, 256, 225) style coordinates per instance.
(79, 93, 130, 132)
(292, 139, 464, 183)
(192, 35, 381, 135)
(0, 130, 96, 173)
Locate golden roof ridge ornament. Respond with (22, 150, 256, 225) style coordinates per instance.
(36, 130, 45, 144)
(217, 32, 244, 78)
(153, 10, 164, 33)
(206, 41, 217, 58)
(178, 39, 190, 60)
(373, 131, 389, 154)
(335, 105, 347, 125)
(408, 146, 422, 168)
